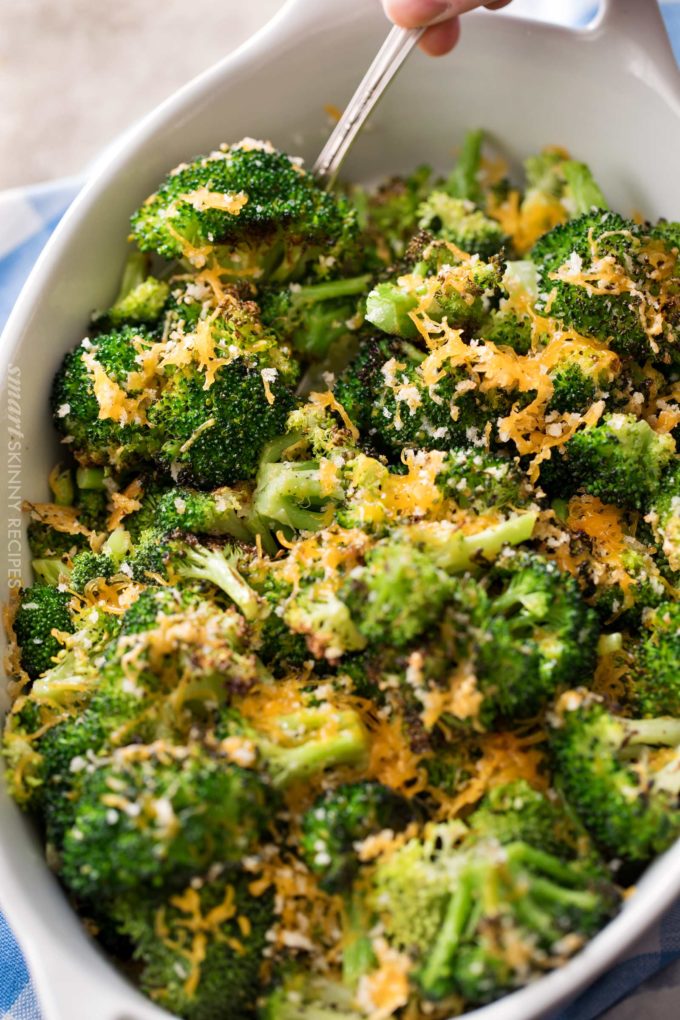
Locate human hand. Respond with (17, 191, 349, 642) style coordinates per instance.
(382, 0, 513, 56)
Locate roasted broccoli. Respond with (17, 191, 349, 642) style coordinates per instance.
(551, 695, 680, 863)
(117, 873, 273, 1020)
(60, 748, 272, 898)
(554, 415, 675, 509)
(13, 585, 74, 680)
(532, 211, 680, 359)
(300, 781, 416, 892)
(9, 132, 680, 1020)
(365, 239, 502, 341)
(51, 325, 162, 469)
(131, 140, 358, 281)
(370, 821, 617, 1005)
(630, 602, 680, 717)
(259, 275, 369, 360)
(105, 251, 169, 326)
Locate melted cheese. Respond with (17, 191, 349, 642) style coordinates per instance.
(23, 500, 92, 538)
(176, 188, 248, 216)
(310, 391, 360, 441)
(81, 350, 149, 425)
(107, 478, 143, 531)
(438, 730, 548, 818)
(487, 188, 567, 255)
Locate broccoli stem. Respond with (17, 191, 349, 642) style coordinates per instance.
(419, 875, 474, 999)
(504, 842, 588, 884)
(49, 466, 75, 506)
(446, 129, 484, 204)
(291, 275, 372, 306)
(113, 251, 148, 303)
(255, 462, 342, 532)
(597, 633, 623, 656)
(102, 527, 131, 563)
(436, 512, 537, 573)
(31, 652, 94, 706)
(619, 717, 680, 748)
(264, 709, 368, 789)
(342, 893, 376, 990)
(177, 546, 263, 622)
(76, 466, 106, 491)
(32, 559, 68, 586)
(529, 875, 602, 914)
(562, 162, 608, 215)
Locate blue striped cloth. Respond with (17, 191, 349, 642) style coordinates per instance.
(3, 5, 680, 1019)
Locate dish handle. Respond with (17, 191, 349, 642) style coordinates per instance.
(595, 0, 676, 53)
(276, 0, 676, 47)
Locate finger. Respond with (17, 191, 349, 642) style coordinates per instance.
(485, 1, 513, 10)
(419, 17, 461, 56)
(383, 0, 500, 28)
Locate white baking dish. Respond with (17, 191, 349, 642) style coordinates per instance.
(2, 1, 680, 1018)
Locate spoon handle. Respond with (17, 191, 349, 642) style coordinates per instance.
(313, 23, 425, 188)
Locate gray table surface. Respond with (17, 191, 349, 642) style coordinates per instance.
(1, 1, 678, 1017)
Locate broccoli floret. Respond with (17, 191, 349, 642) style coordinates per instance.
(3, 606, 116, 816)
(281, 514, 536, 663)
(74, 465, 110, 530)
(122, 526, 170, 583)
(51, 326, 162, 469)
(117, 476, 170, 542)
(483, 309, 533, 354)
(260, 971, 362, 1020)
(151, 359, 297, 488)
(300, 781, 416, 892)
(365, 241, 502, 341)
(531, 211, 680, 359)
(588, 543, 668, 630)
(481, 258, 539, 354)
(370, 823, 617, 1006)
(69, 551, 116, 593)
(116, 873, 273, 1020)
(66, 527, 129, 593)
(350, 164, 432, 263)
(131, 141, 358, 281)
(259, 275, 369, 361)
(647, 459, 680, 572)
(252, 433, 346, 535)
(155, 484, 275, 551)
(630, 602, 680, 717)
(558, 414, 675, 510)
(471, 550, 599, 725)
(551, 696, 680, 863)
(435, 447, 535, 513)
(27, 521, 83, 562)
(13, 585, 74, 679)
(251, 574, 311, 674)
(282, 579, 368, 661)
(445, 129, 486, 205)
(399, 548, 594, 728)
(335, 336, 512, 458)
(466, 780, 587, 859)
(169, 539, 264, 622)
(341, 544, 457, 649)
(417, 194, 507, 258)
(106, 251, 169, 326)
(548, 362, 597, 414)
(216, 703, 369, 790)
(60, 748, 272, 898)
(523, 151, 607, 219)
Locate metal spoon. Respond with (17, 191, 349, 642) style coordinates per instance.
(313, 23, 426, 188)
